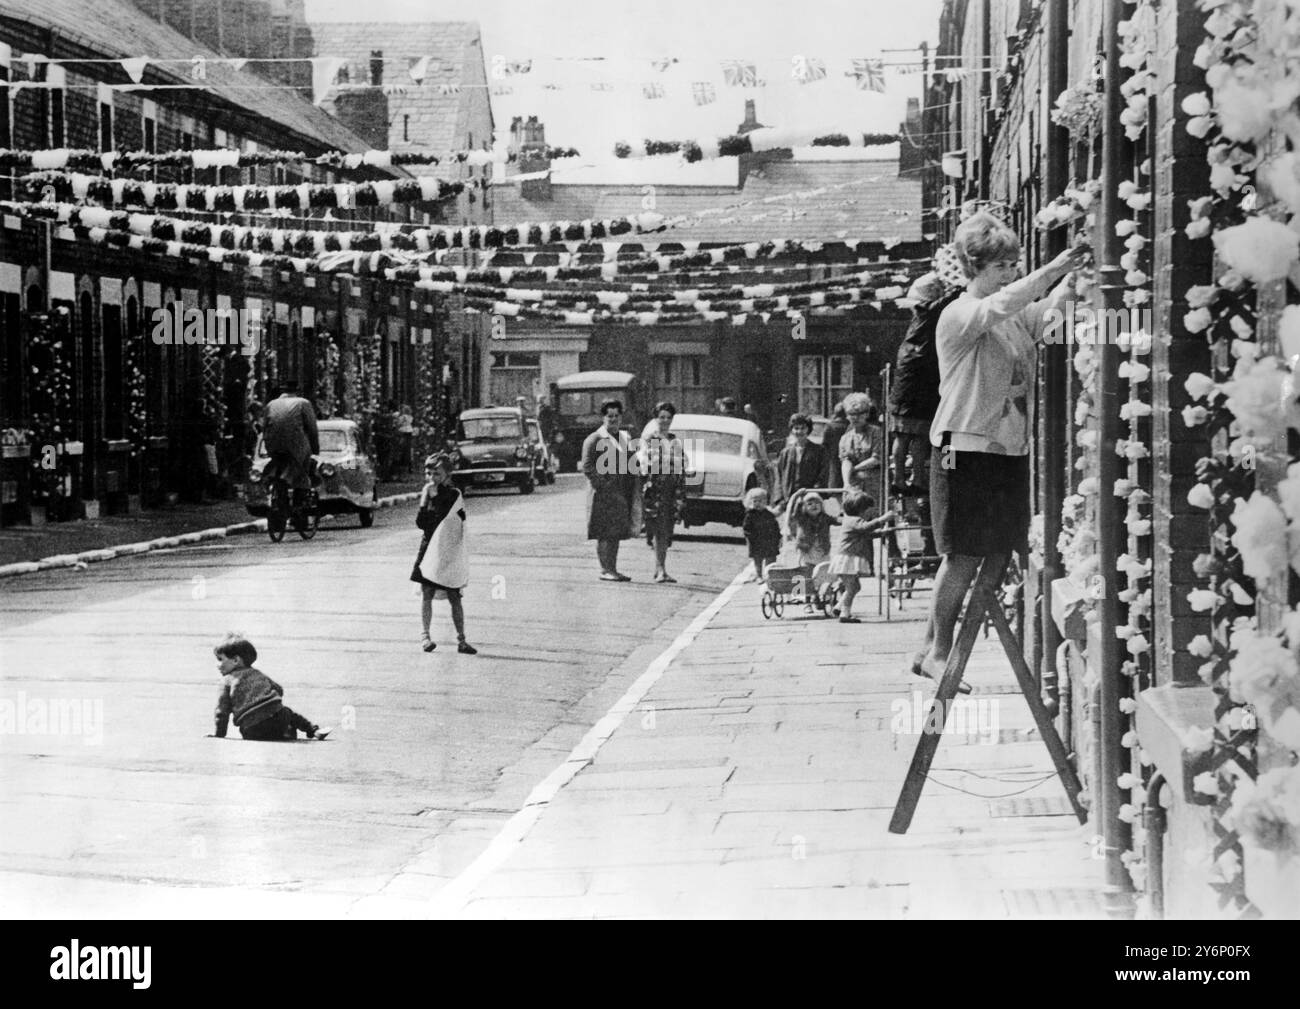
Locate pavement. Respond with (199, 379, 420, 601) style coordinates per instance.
(400, 578, 1108, 920)
(0, 481, 424, 569)
(0, 479, 1107, 919)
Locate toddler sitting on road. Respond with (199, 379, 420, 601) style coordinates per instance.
(210, 633, 331, 742)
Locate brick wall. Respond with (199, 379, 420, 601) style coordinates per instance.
(1151, 0, 1214, 686)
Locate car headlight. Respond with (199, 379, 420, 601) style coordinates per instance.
(515, 446, 531, 461)
(318, 462, 337, 478)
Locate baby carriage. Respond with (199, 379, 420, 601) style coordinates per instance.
(760, 561, 841, 619)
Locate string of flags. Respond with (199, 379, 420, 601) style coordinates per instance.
(21, 170, 480, 212)
(0, 144, 580, 174)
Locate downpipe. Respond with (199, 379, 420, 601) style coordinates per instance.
(1143, 772, 1167, 919)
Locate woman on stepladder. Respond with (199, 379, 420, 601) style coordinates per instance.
(914, 211, 1089, 689)
(410, 453, 477, 655)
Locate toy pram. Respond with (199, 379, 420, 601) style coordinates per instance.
(760, 561, 840, 619)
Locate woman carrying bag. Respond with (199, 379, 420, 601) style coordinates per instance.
(410, 453, 477, 654)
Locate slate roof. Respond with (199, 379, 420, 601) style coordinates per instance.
(311, 21, 486, 179)
(491, 158, 922, 244)
(0, 0, 375, 154)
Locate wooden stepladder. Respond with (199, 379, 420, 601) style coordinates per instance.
(888, 561, 1088, 834)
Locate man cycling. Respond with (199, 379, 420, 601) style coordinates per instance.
(262, 381, 320, 506)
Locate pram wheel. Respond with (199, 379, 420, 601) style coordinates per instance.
(761, 591, 774, 620)
(771, 592, 785, 618)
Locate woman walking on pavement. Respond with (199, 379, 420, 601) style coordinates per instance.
(581, 399, 641, 581)
(640, 401, 689, 583)
(410, 453, 477, 654)
(915, 211, 1089, 686)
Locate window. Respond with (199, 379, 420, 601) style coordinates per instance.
(48, 66, 65, 147)
(143, 116, 155, 153)
(798, 354, 853, 417)
(403, 114, 409, 142)
(99, 102, 113, 152)
(652, 354, 710, 412)
(370, 51, 383, 86)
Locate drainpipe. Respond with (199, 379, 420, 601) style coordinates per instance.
(1097, 0, 1134, 902)
(1040, 0, 1071, 716)
(1143, 772, 1167, 919)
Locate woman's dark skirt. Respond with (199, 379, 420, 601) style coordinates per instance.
(929, 445, 1030, 558)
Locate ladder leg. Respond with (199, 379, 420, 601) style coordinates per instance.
(888, 588, 986, 834)
(982, 588, 1087, 822)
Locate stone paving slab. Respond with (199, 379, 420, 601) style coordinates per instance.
(424, 579, 1104, 918)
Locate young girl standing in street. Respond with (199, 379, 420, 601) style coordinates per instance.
(741, 486, 781, 581)
(827, 491, 893, 623)
(410, 453, 477, 654)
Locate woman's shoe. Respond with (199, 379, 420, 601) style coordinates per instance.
(457, 640, 478, 655)
(918, 654, 972, 694)
(660, 573, 676, 583)
(599, 572, 620, 581)
(421, 634, 436, 652)
(839, 615, 862, 624)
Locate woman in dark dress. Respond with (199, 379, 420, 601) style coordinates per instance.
(409, 453, 477, 654)
(640, 401, 689, 583)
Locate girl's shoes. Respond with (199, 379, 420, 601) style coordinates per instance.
(421, 634, 436, 652)
(457, 640, 478, 655)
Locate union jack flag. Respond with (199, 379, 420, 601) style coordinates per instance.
(848, 58, 886, 93)
(722, 61, 759, 87)
(590, 82, 615, 92)
(691, 81, 716, 106)
(642, 82, 665, 99)
(793, 57, 826, 83)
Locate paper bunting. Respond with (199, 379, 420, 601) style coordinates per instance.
(722, 61, 760, 87)
(793, 57, 827, 83)
(120, 57, 148, 84)
(691, 82, 716, 106)
(849, 59, 886, 93)
(642, 83, 665, 100)
(407, 56, 430, 83)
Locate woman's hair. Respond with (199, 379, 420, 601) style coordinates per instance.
(830, 401, 848, 421)
(600, 399, 624, 416)
(952, 211, 1021, 279)
(842, 391, 875, 418)
(214, 633, 257, 667)
(788, 412, 813, 432)
(424, 452, 451, 473)
(841, 490, 874, 517)
(654, 401, 677, 417)
(744, 486, 769, 510)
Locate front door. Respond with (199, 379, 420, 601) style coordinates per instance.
(740, 354, 771, 431)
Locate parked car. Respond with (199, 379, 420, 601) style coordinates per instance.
(639, 414, 773, 527)
(244, 418, 378, 527)
(452, 406, 540, 494)
(525, 418, 557, 485)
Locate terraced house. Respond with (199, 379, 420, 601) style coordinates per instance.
(0, 0, 492, 526)
(926, 0, 1300, 918)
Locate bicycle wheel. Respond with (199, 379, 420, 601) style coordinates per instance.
(267, 482, 288, 543)
(297, 490, 320, 540)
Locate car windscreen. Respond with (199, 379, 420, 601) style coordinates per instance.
(319, 429, 351, 453)
(460, 417, 524, 441)
(558, 390, 628, 416)
(258, 428, 351, 456)
(673, 430, 743, 456)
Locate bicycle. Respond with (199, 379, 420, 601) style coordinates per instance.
(266, 465, 320, 543)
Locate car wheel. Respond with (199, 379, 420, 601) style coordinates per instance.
(359, 508, 374, 528)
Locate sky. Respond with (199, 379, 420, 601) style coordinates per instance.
(303, 0, 946, 164)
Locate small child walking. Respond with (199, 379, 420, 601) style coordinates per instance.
(827, 491, 894, 623)
(741, 486, 782, 581)
(785, 490, 837, 567)
(211, 633, 330, 741)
